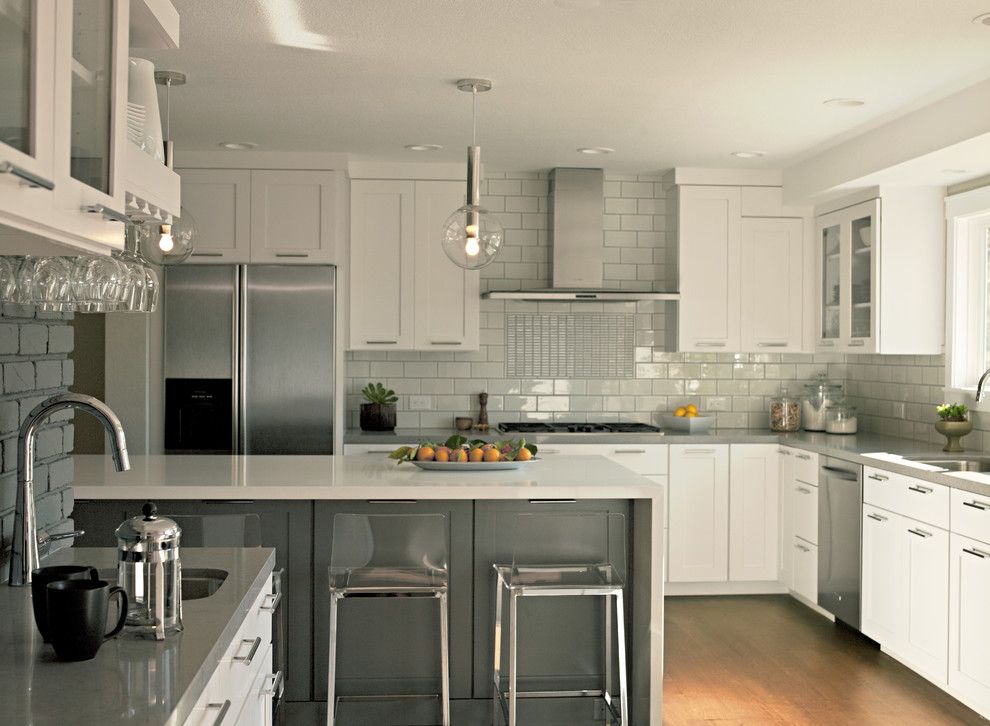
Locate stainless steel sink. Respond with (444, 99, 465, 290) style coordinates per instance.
(98, 567, 228, 600)
(905, 455, 990, 472)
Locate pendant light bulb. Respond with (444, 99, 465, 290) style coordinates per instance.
(465, 234, 481, 257)
(158, 223, 175, 253)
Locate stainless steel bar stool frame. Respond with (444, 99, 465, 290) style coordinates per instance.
(491, 564, 628, 726)
(326, 512, 450, 726)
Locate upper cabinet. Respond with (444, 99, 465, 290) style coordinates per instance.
(669, 180, 807, 353)
(179, 168, 340, 264)
(0, 0, 181, 255)
(814, 187, 944, 354)
(349, 178, 479, 351)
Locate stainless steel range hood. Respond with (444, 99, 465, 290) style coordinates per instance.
(482, 167, 680, 302)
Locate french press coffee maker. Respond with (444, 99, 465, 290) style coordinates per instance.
(115, 502, 183, 640)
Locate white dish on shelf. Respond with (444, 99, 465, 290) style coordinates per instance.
(858, 226, 872, 247)
(410, 459, 538, 471)
(661, 414, 716, 433)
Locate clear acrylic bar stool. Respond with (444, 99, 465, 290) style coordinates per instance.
(327, 513, 450, 726)
(169, 513, 262, 547)
(492, 512, 627, 726)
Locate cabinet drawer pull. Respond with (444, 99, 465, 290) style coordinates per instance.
(778, 449, 791, 456)
(82, 203, 130, 223)
(867, 473, 888, 482)
(540, 449, 562, 454)
(908, 527, 932, 538)
(964, 500, 990, 511)
(695, 341, 726, 347)
(366, 499, 418, 504)
(363, 449, 405, 454)
(848, 339, 866, 347)
(683, 448, 716, 454)
(233, 636, 262, 664)
(192, 252, 225, 257)
(260, 591, 282, 612)
(365, 340, 397, 345)
(964, 547, 989, 559)
(867, 513, 887, 522)
(794, 543, 810, 552)
(795, 486, 812, 494)
(262, 670, 284, 698)
(206, 700, 232, 725)
(908, 484, 933, 495)
(430, 341, 463, 345)
(795, 454, 812, 461)
(756, 342, 787, 348)
(819, 340, 835, 347)
(0, 161, 54, 190)
(612, 449, 646, 454)
(274, 253, 310, 258)
(529, 498, 577, 504)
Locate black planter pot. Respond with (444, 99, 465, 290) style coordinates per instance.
(360, 403, 396, 432)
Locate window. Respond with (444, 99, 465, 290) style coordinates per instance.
(946, 186, 990, 399)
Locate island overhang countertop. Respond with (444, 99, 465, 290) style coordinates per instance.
(73, 454, 665, 500)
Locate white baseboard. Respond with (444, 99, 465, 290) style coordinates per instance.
(787, 590, 836, 620)
(665, 580, 788, 596)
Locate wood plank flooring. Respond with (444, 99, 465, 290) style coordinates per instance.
(663, 595, 984, 725)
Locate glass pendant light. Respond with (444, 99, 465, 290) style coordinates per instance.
(441, 79, 503, 270)
(138, 206, 197, 265)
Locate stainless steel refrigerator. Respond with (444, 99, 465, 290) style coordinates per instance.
(164, 265, 335, 454)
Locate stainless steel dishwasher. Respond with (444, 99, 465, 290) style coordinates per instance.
(818, 457, 863, 629)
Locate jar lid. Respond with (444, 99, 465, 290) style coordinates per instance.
(804, 373, 843, 393)
(115, 501, 181, 545)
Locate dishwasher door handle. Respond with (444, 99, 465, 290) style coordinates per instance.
(821, 465, 859, 481)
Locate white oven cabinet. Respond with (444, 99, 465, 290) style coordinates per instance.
(728, 444, 779, 581)
(667, 445, 729, 582)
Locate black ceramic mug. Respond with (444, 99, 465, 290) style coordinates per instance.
(31, 565, 99, 642)
(46, 579, 128, 662)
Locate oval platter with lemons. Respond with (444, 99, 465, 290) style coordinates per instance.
(389, 435, 539, 471)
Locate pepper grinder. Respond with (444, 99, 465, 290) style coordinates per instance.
(476, 392, 490, 431)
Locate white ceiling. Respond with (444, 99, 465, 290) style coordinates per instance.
(146, 0, 990, 172)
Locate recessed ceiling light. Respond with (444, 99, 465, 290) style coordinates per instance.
(972, 12, 990, 25)
(577, 146, 614, 155)
(731, 151, 765, 159)
(942, 169, 969, 175)
(823, 98, 865, 108)
(219, 141, 258, 150)
(405, 144, 443, 151)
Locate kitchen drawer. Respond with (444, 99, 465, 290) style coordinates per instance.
(791, 537, 818, 603)
(793, 480, 818, 545)
(217, 584, 274, 708)
(185, 668, 225, 726)
(952, 488, 990, 545)
(233, 641, 275, 726)
(343, 444, 415, 456)
(864, 466, 950, 530)
(537, 444, 668, 475)
(791, 449, 819, 486)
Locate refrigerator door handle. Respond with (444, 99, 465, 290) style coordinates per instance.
(237, 265, 248, 455)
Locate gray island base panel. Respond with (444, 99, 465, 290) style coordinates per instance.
(71, 454, 665, 725)
(0, 547, 275, 726)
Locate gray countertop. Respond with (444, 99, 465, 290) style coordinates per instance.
(0, 547, 275, 726)
(343, 427, 781, 446)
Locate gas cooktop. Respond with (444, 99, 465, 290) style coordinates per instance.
(497, 421, 663, 435)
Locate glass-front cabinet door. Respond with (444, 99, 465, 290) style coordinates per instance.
(815, 199, 880, 352)
(53, 0, 128, 233)
(0, 0, 56, 204)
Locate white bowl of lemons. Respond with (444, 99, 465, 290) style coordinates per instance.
(662, 405, 716, 433)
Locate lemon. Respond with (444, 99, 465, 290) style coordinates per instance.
(674, 406, 687, 417)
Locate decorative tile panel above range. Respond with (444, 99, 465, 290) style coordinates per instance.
(506, 312, 635, 378)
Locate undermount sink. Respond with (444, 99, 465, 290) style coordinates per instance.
(98, 567, 228, 600)
(904, 455, 990, 473)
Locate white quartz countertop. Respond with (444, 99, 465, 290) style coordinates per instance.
(73, 454, 664, 500)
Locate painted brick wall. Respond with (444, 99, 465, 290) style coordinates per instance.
(345, 170, 846, 430)
(0, 306, 76, 578)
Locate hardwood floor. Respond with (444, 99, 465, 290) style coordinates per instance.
(663, 595, 984, 725)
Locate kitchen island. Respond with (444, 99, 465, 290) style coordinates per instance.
(0, 547, 275, 725)
(72, 454, 665, 726)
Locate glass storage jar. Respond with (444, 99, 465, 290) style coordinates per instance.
(802, 374, 843, 432)
(770, 388, 801, 432)
(825, 403, 858, 435)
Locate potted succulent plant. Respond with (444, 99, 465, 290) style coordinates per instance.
(360, 382, 398, 432)
(935, 403, 972, 453)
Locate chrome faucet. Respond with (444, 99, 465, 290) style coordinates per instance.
(9, 393, 129, 586)
(977, 368, 990, 403)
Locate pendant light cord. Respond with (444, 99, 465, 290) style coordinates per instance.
(164, 79, 171, 140)
(472, 87, 477, 146)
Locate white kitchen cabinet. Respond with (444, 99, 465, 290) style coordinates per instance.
(349, 178, 480, 351)
(740, 217, 804, 351)
(949, 532, 990, 716)
(861, 505, 906, 646)
(180, 169, 252, 262)
(668, 445, 729, 582)
(728, 445, 779, 581)
(791, 536, 818, 603)
(349, 179, 416, 349)
(413, 180, 478, 351)
(778, 448, 795, 583)
(675, 186, 741, 351)
(814, 187, 944, 354)
(250, 170, 337, 263)
(792, 479, 818, 545)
